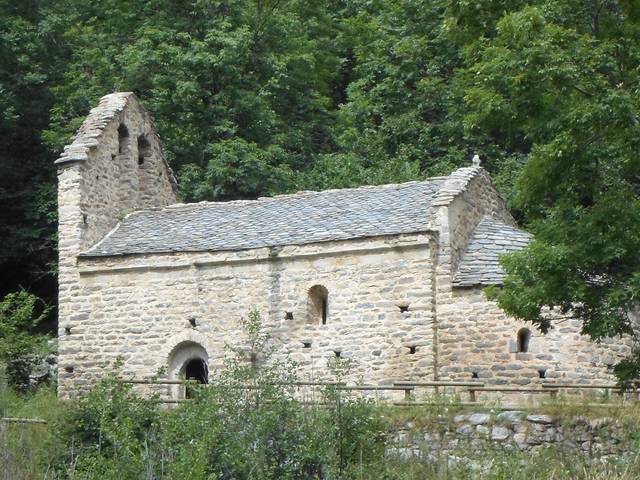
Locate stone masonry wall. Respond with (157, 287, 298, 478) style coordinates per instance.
(437, 287, 632, 388)
(429, 167, 514, 380)
(57, 93, 179, 396)
(58, 233, 437, 398)
(391, 411, 635, 460)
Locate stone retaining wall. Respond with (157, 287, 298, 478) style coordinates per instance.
(391, 411, 633, 458)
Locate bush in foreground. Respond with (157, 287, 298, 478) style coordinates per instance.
(3, 310, 640, 479)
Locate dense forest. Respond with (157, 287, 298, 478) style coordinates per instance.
(2, 0, 640, 377)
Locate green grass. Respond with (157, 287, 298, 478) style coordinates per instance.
(2, 386, 640, 479)
(377, 394, 466, 429)
(374, 449, 640, 480)
(379, 392, 640, 428)
(0, 385, 64, 479)
(1, 383, 62, 420)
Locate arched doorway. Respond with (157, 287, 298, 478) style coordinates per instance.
(184, 358, 208, 384)
(168, 341, 209, 399)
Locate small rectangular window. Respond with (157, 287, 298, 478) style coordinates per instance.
(322, 297, 328, 325)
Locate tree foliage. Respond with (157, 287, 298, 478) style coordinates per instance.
(0, 0, 62, 305)
(0, 289, 51, 388)
(467, 2, 640, 380)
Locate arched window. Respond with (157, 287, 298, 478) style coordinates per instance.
(308, 285, 328, 325)
(137, 134, 151, 166)
(117, 123, 129, 154)
(516, 328, 531, 353)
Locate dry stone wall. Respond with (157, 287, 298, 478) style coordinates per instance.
(390, 411, 636, 460)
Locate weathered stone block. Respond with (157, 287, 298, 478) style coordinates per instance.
(490, 426, 510, 441)
(496, 411, 524, 423)
(468, 413, 491, 425)
(526, 414, 555, 425)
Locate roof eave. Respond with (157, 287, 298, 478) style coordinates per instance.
(78, 228, 438, 259)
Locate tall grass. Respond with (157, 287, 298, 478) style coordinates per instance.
(2, 384, 640, 479)
(0, 377, 62, 479)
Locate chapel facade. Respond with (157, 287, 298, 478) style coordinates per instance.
(56, 93, 632, 398)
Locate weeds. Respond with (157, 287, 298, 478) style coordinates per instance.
(2, 311, 640, 478)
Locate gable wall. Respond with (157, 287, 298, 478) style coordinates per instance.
(433, 170, 633, 389)
(57, 93, 178, 254)
(57, 94, 179, 397)
(429, 168, 515, 379)
(78, 96, 178, 250)
(57, 234, 438, 398)
(446, 170, 515, 274)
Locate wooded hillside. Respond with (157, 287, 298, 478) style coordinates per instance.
(2, 0, 640, 378)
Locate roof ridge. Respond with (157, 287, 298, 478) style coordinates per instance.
(138, 175, 451, 213)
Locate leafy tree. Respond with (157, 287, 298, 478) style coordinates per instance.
(458, 1, 640, 380)
(0, 289, 51, 388)
(0, 0, 63, 308)
(311, 0, 473, 187)
(293, 0, 525, 200)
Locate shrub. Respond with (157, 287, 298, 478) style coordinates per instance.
(0, 289, 51, 389)
(48, 309, 387, 479)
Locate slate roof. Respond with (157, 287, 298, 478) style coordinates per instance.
(82, 178, 449, 257)
(452, 217, 532, 287)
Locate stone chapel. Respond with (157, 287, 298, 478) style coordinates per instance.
(56, 93, 633, 398)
